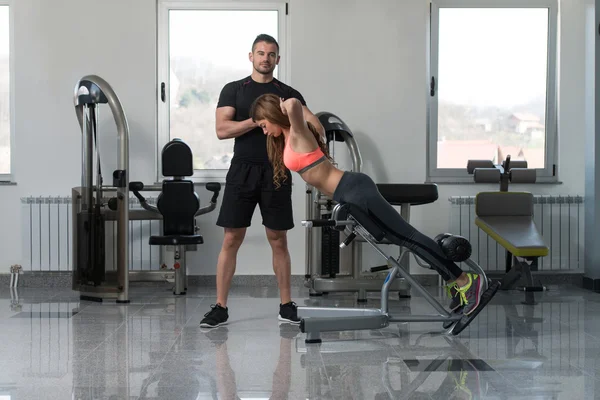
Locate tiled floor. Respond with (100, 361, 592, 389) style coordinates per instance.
(1, 282, 600, 399)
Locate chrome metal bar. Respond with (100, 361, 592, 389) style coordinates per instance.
(388, 314, 461, 323)
(340, 131, 362, 172)
(357, 225, 451, 318)
(305, 184, 313, 280)
(74, 75, 130, 303)
(82, 106, 93, 210)
(463, 258, 489, 291)
(195, 201, 216, 216)
(174, 245, 184, 295)
(103, 184, 162, 191)
(298, 306, 383, 319)
(302, 315, 388, 334)
(311, 277, 409, 293)
(92, 105, 102, 212)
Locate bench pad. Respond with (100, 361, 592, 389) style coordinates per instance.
(475, 216, 549, 257)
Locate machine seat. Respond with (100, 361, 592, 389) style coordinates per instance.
(475, 217, 548, 258)
(149, 234, 204, 246)
(376, 183, 439, 206)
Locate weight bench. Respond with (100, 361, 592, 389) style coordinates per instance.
(298, 184, 501, 344)
(468, 156, 549, 305)
(475, 192, 548, 305)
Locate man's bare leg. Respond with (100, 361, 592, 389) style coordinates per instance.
(216, 227, 247, 307)
(265, 227, 292, 304)
(200, 228, 247, 328)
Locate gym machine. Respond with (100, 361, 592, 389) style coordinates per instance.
(467, 155, 549, 305)
(298, 190, 500, 343)
(128, 139, 221, 296)
(71, 75, 220, 303)
(72, 75, 131, 303)
(304, 112, 410, 302)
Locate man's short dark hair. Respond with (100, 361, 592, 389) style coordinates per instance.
(252, 34, 279, 52)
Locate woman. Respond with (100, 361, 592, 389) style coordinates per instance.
(249, 93, 489, 317)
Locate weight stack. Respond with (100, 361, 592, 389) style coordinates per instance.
(320, 213, 340, 277)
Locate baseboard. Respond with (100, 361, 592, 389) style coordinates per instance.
(582, 276, 600, 293)
(0, 271, 583, 289)
(485, 272, 583, 286)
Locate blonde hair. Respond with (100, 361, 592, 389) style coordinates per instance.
(250, 93, 331, 189)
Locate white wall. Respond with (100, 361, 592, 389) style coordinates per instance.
(0, 0, 592, 276)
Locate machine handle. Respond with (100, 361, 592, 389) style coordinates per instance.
(340, 232, 357, 248)
(205, 182, 221, 204)
(301, 219, 354, 228)
(127, 181, 160, 214)
(129, 181, 145, 191)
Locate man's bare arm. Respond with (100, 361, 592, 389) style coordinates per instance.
(302, 106, 326, 138)
(215, 106, 258, 140)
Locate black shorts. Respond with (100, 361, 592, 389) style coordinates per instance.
(216, 161, 294, 231)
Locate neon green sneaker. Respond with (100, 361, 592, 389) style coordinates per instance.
(445, 283, 462, 312)
(453, 273, 484, 316)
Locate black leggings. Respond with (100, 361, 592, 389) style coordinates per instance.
(332, 171, 464, 282)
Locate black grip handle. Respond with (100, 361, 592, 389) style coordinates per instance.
(206, 182, 221, 192)
(205, 182, 221, 203)
(128, 181, 146, 203)
(340, 232, 357, 249)
(129, 181, 144, 191)
(370, 265, 390, 273)
(306, 219, 336, 227)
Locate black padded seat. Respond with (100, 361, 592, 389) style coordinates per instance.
(149, 138, 203, 248)
(376, 183, 439, 206)
(149, 235, 204, 246)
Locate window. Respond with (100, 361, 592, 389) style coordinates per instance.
(0, 2, 12, 180)
(427, 0, 558, 182)
(157, 1, 287, 181)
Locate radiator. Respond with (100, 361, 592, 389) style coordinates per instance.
(448, 195, 584, 273)
(20, 196, 162, 272)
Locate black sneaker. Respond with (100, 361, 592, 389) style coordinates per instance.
(278, 301, 300, 324)
(200, 304, 229, 328)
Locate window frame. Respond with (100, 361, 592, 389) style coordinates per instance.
(426, 0, 559, 183)
(156, 0, 289, 183)
(0, 0, 14, 183)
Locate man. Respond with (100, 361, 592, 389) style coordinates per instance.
(200, 34, 325, 328)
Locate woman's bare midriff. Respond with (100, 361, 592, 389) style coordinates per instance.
(288, 124, 345, 198)
(299, 161, 344, 198)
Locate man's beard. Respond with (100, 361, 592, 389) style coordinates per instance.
(254, 63, 275, 74)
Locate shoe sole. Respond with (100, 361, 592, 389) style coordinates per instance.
(278, 315, 300, 325)
(451, 280, 501, 335)
(199, 321, 228, 329)
(443, 306, 464, 329)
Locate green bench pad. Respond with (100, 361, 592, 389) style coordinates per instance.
(475, 216, 549, 257)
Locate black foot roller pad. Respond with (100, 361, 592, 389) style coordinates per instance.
(450, 280, 501, 335)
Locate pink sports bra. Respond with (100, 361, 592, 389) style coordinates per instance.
(283, 136, 327, 173)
